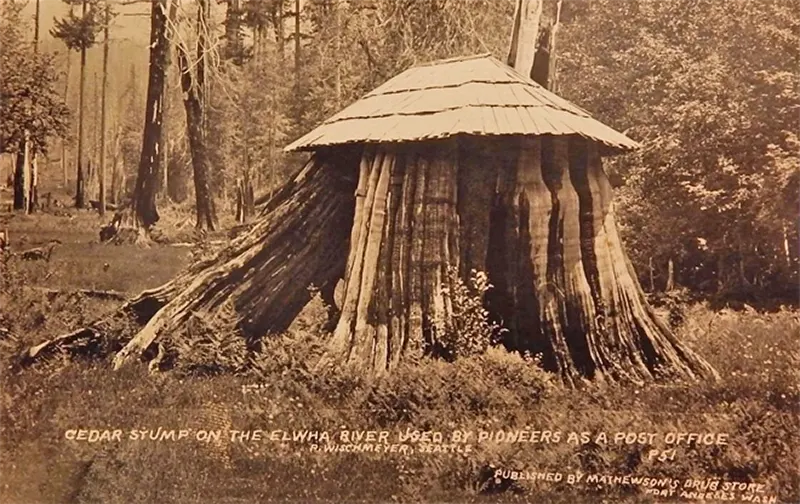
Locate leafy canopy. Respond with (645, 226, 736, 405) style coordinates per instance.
(0, 0, 70, 154)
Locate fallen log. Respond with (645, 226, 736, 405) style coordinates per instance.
(32, 287, 128, 302)
(19, 282, 179, 365)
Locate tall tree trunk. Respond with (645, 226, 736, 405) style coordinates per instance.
(75, 0, 88, 209)
(29, 0, 40, 211)
(89, 71, 99, 200)
(274, 1, 284, 62)
(12, 138, 30, 212)
(132, 0, 171, 229)
(506, 0, 542, 74)
(99, 2, 110, 216)
(61, 57, 71, 187)
(61, 3, 74, 188)
(159, 0, 176, 200)
(29, 150, 37, 212)
(34, 0, 40, 48)
(334, 0, 341, 109)
(292, 0, 301, 126)
(177, 0, 217, 231)
(224, 0, 242, 60)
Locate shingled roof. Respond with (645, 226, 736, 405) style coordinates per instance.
(285, 53, 639, 153)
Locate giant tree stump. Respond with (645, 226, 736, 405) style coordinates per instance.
(25, 137, 716, 386)
(317, 136, 717, 384)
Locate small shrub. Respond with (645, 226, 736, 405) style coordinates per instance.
(433, 268, 506, 360)
(647, 288, 692, 328)
(168, 301, 250, 376)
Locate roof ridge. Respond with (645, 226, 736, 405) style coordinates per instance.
(413, 52, 495, 68)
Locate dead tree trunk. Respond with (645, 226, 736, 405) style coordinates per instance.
(75, 0, 88, 209)
(177, 42, 217, 231)
(131, 0, 171, 230)
(506, 0, 542, 73)
(99, 1, 110, 217)
(12, 141, 26, 211)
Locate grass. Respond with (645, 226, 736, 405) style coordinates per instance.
(0, 211, 798, 504)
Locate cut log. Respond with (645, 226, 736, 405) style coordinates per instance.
(20, 282, 179, 365)
(32, 287, 127, 302)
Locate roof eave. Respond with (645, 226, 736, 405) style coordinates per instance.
(284, 133, 640, 154)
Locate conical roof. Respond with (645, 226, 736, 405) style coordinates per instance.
(285, 53, 639, 153)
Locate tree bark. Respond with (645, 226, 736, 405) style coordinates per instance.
(75, 0, 88, 209)
(131, 0, 171, 229)
(25, 151, 358, 368)
(61, 57, 71, 188)
(317, 143, 461, 372)
(224, 0, 243, 61)
(99, 2, 110, 216)
(12, 137, 31, 212)
(506, 0, 542, 75)
(112, 153, 356, 368)
(177, 37, 218, 231)
(666, 258, 675, 292)
(481, 137, 717, 384)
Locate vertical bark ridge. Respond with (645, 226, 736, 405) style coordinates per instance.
(484, 139, 519, 344)
(514, 137, 558, 369)
(327, 150, 385, 362)
(421, 146, 442, 350)
(512, 138, 546, 361)
(351, 152, 393, 367)
(382, 153, 406, 369)
(456, 138, 499, 279)
(538, 137, 583, 385)
(568, 138, 629, 382)
(389, 153, 417, 368)
(425, 143, 456, 353)
(588, 143, 717, 382)
(344, 148, 374, 287)
(407, 152, 428, 357)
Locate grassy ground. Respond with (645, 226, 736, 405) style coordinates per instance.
(0, 211, 798, 504)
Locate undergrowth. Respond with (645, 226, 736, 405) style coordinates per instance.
(1, 252, 798, 504)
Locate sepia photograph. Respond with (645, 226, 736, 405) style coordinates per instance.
(1, 0, 798, 503)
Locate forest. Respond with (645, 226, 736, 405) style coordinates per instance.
(1, 0, 797, 301)
(1, 0, 798, 503)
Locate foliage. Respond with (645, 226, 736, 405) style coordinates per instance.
(2, 294, 797, 502)
(433, 268, 506, 361)
(0, 0, 71, 154)
(558, 0, 800, 301)
(50, 0, 105, 52)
